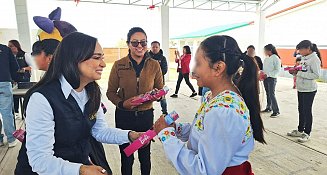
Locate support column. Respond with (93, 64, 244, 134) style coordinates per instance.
(14, 0, 37, 81)
(161, 5, 170, 81)
(256, 4, 266, 58)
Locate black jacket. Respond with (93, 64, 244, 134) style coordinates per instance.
(149, 50, 168, 76)
(0, 44, 19, 82)
(254, 56, 263, 70)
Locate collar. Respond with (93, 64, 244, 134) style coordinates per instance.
(59, 75, 74, 99)
(303, 52, 317, 60)
(128, 53, 149, 65)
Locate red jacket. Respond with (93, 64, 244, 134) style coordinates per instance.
(176, 54, 191, 74)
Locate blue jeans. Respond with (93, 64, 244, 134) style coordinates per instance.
(160, 97, 168, 114)
(0, 82, 16, 143)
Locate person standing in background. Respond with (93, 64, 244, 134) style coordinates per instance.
(170, 46, 197, 98)
(262, 44, 281, 118)
(107, 27, 163, 175)
(8, 40, 32, 117)
(246, 45, 263, 70)
(0, 44, 19, 148)
(287, 40, 322, 143)
(149, 41, 168, 115)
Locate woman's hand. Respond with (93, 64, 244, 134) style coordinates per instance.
(148, 88, 162, 102)
(154, 115, 170, 134)
(123, 97, 143, 110)
(79, 165, 108, 175)
(128, 131, 143, 142)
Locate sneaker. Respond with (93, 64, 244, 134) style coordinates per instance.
(190, 92, 197, 98)
(8, 140, 17, 148)
(261, 109, 272, 113)
(270, 112, 280, 118)
(298, 133, 310, 143)
(170, 94, 178, 98)
(0, 141, 4, 147)
(287, 130, 303, 137)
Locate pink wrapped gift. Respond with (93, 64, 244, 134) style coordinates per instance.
(132, 86, 169, 104)
(123, 111, 179, 157)
(13, 129, 25, 142)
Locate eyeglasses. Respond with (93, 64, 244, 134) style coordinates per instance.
(130, 40, 147, 47)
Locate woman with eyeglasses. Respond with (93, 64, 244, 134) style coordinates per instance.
(15, 32, 143, 175)
(107, 27, 163, 175)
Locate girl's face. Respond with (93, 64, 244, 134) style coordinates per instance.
(128, 32, 147, 59)
(34, 51, 51, 71)
(193, 47, 224, 88)
(183, 48, 187, 54)
(8, 42, 18, 54)
(264, 49, 271, 56)
(298, 48, 311, 57)
(78, 42, 106, 83)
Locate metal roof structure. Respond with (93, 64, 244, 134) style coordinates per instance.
(60, 0, 281, 12)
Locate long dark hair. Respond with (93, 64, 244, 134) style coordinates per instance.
(183, 45, 191, 54)
(264, 44, 280, 58)
(296, 40, 322, 66)
(23, 32, 101, 117)
(200, 35, 266, 144)
(9, 40, 25, 56)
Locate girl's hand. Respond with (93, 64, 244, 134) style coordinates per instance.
(289, 70, 298, 75)
(154, 115, 169, 134)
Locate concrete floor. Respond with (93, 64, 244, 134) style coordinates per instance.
(0, 77, 326, 175)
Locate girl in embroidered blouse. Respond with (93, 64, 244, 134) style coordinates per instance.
(154, 35, 266, 175)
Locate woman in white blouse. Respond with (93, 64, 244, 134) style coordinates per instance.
(15, 32, 142, 175)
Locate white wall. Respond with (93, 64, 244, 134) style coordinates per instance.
(265, 1, 327, 47)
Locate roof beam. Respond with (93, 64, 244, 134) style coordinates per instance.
(130, 0, 142, 4)
(195, 1, 210, 8)
(174, 0, 192, 7)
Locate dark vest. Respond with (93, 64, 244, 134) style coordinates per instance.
(15, 80, 96, 175)
(15, 52, 31, 82)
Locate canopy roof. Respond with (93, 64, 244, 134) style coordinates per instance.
(60, 0, 280, 12)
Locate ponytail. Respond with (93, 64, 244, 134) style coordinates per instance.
(237, 54, 266, 144)
(312, 44, 322, 67)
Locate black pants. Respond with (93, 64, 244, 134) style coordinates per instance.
(298, 91, 316, 135)
(14, 79, 30, 113)
(175, 72, 196, 94)
(115, 108, 154, 175)
(263, 77, 279, 113)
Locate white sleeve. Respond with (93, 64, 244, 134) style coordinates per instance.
(91, 105, 130, 145)
(158, 107, 245, 175)
(26, 93, 81, 175)
(24, 53, 33, 67)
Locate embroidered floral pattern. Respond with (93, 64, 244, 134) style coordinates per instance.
(193, 91, 253, 143)
(159, 128, 176, 143)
